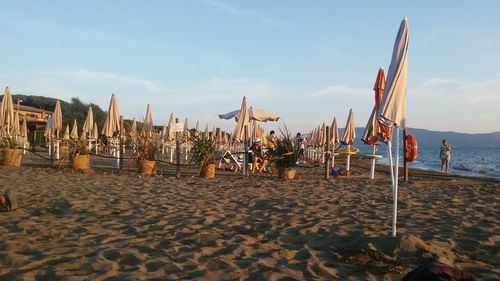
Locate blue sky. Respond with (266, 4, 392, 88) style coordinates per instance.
(1, 0, 499, 133)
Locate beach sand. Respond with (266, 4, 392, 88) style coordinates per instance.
(0, 159, 498, 280)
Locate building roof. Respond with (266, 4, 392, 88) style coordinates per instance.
(13, 104, 52, 114)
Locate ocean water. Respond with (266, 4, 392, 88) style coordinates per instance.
(358, 146, 500, 179)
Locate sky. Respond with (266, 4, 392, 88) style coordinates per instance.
(1, 0, 499, 134)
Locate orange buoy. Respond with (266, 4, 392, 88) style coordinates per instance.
(405, 135, 418, 162)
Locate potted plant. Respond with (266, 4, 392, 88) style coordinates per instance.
(0, 134, 23, 166)
(61, 138, 92, 171)
(272, 129, 300, 180)
(130, 133, 160, 176)
(189, 132, 216, 178)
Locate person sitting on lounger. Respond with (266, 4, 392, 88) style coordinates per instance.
(249, 138, 269, 173)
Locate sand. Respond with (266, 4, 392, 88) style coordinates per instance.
(0, 160, 498, 280)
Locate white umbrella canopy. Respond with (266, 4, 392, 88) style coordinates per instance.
(12, 114, 20, 136)
(21, 115, 28, 138)
(0, 87, 15, 134)
(142, 104, 154, 136)
(70, 119, 79, 139)
(219, 106, 279, 122)
(81, 106, 94, 140)
(63, 124, 70, 140)
(52, 100, 63, 136)
(330, 117, 339, 146)
(378, 17, 409, 130)
(130, 119, 137, 139)
(161, 125, 167, 139)
(211, 126, 216, 141)
(377, 17, 410, 237)
(166, 113, 175, 142)
(92, 123, 99, 140)
(340, 109, 356, 171)
(194, 121, 200, 137)
(232, 96, 249, 142)
(44, 116, 53, 141)
(102, 94, 122, 138)
(183, 118, 190, 143)
(340, 109, 356, 145)
(319, 122, 327, 146)
(203, 123, 209, 141)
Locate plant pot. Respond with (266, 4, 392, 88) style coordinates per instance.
(73, 154, 91, 170)
(199, 163, 216, 179)
(278, 167, 296, 180)
(1, 148, 23, 166)
(139, 160, 156, 175)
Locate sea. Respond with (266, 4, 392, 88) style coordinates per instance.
(358, 146, 500, 179)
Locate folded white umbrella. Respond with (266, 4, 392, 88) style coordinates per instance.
(232, 97, 249, 142)
(340, 109, 356, 171)
(81, 106, 94, 140)
(53, 100, 63, 137)
(102, 94, 121, 138)
(142, 104, 154, 136)
(70, 119, 79, 139)
(377, 17, 409, 237)
(21, 115, 28, 138)
(63, 124, 70, 140)
(0, 87, 15, 134)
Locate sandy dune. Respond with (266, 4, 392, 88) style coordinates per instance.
(0, 162, 498, 280)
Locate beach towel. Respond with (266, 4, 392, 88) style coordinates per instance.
(402, 262, 477, 281)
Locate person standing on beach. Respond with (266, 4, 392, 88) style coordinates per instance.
(267, 130, 276, 153)
(295, 132, 306, 164)
(440, 139, 451, 173)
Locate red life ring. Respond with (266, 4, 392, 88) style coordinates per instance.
(405, 135, 418, 162)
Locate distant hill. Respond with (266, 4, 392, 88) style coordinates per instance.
(347, 128, 500, 148)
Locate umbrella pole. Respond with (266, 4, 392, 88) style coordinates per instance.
(346, 144, 351, 171)
(243, 125, 248, 176)
(392, 128, 400, 237)
(370, 145, 376, 179)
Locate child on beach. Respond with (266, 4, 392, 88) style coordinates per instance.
(295, 133, 306, 164)
(440, 139, 451, 173)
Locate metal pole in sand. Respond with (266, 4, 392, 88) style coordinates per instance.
(175, 118, 181, 178)
(325, 126, 330, 180)
(392, 128, 400, 237)
(243, 125, 248, 177)
(370, 145, 376, 179)
(403, 128, 408, 182)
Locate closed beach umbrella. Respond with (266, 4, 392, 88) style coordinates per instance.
(211, 126, 216, 141)
(363, 68, 388, 179)
(70, 119, 79, 139)
(102, 94, 121, 138)
(53, 100, 63, 137)
(340, 109, 356, 171)
(232, 96, 249, 142)
(12, 114, 20, 136)
(195, 121, 200, 137)
(183, 118, 190, 143)
(363, 68, 390, 144)
(203, 123, 209, 141)
(377, 17, 409, 237)
(130, 119, 137, 139)
(166, 113, 174, 142)
(161, 125, 167, 140)
(142, 104, 154, 136)
(81, 106, 94, 140)
(63, 124, 70, 140)
(330, 118, 339, 146)
(319, 122, 326, 146)
(330, 117, 340, 168)
(92, 123, 99, 140)
(21, 115, 28, 138)
(0, 87, 15, 134)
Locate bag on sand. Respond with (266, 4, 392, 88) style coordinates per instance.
(1, 189, 18, 211)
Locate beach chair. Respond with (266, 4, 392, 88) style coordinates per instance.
(218, 149, 243, 172)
